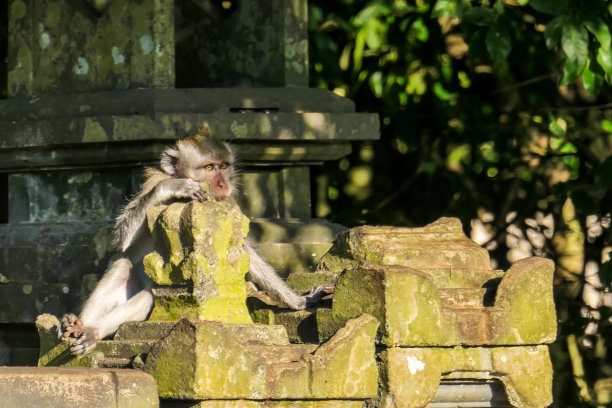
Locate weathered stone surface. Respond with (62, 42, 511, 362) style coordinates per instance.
(325, 262, 455, 346)
(8, 170, 130, 223)
(317, 218, 492, 275)
(35, 313, 60, 359)
(175, 0, 308, 88)
(8, 0, 174, 97)
(144, 200, 252, 323)
(0, 283, 77, 324)
(0, 366, 158, 408)
(0, 88, 356, 121)
(492, 257, 557, 344)
(185, 402, 364, 408)
(315, 219, 557, 347)
(145, 315, 379, 400)
(319, 257, 556, 346)
(379, 346, 553, 408)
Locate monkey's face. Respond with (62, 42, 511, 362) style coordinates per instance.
(194, 161, 233, 201)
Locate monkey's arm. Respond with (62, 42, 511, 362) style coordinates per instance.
(115, 169, 206, 252)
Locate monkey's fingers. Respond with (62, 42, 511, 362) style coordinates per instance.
(191, 190, 208, 202)
(70, 331, 96, 355)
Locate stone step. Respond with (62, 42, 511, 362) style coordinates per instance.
(286, 270, 340, 293)
(114, 321, 177, 341)
(95, 340, 157, 359)
(97, 357, 133, 369)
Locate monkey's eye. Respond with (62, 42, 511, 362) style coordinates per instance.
(204, 164, 214, 171)
(220, 162, 230, 169)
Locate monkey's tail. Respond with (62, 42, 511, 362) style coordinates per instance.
(243, 241, 306, 310)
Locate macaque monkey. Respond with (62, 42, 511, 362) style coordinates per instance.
(61, 124, 331, 355)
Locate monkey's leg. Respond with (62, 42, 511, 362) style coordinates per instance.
(79, 258, 134, 325)
(245, 243, 308, 310)
(69, 289, 153, 355)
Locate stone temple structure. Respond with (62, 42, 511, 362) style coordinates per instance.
(0, 1, 556, 407)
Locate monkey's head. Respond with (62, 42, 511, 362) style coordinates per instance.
(161, 123, 236, 201)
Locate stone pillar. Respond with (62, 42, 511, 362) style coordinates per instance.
(0, 0, 379, 365)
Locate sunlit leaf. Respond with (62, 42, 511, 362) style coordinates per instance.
(549, 116, 567, 137)
(582, 61, 603, 97)
(561, 57, 586, 85)
(406, 69, 427, 95)
(432, 0, 461, 18)
(411, 18, 429, 42)
(561, 19, 588, 64)
(596, 46, 612, 78)
(602, 119, 612, 133)
(486, 23, 512, 64)
(458, 71, 471, 88)
(353, 4, 386, 26)
(365, 20, 383, 51)
(447, 144, 470, 172)
(433, 82, 457, 101)
(369, 71, 383, 97)
(582, 11, 611, 50)
(353, 29, 366, 71)
(339, 44, 352, 71)
(441, 54, 453, 82)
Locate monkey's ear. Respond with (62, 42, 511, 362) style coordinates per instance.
(197, 123, 211, 137)
(160, 148, 180, 175)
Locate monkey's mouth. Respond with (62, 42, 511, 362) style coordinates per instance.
(214, 195, 228, 201)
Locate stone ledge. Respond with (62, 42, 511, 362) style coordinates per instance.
(0, 366, 158, 408)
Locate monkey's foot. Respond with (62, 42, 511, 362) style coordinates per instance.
(304, 284, 335, 308)
(69, 327, 98, 355)
(60, 313, 84, 339)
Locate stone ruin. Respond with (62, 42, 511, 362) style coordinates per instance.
(32, 198, 556, 408)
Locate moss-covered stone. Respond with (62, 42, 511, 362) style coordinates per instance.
(0, 367, 159, 408)
(7, 0, 174, 97)
(145, 315, 379, 400)
(317, 218, 491, 275)
(321, 262, 455, 346)
(492, 257, 557, 344)
(186, 402, 364, 408)
(379, 345, 553, 408)
(315, 219, 557, 347)
(144, 200, 252, 324)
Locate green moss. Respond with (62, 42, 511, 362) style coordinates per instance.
(494, 257, 557, 344)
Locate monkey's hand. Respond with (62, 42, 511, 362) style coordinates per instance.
(304, 284, 335, 308)
(59, 313, 83, 339)
(69, 326, 98, 355)
(60, 314, 98, 355)
(160, 178, 208, 202)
